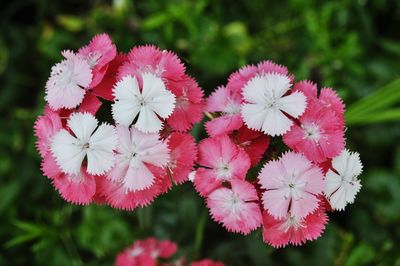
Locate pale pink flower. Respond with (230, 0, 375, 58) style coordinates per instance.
(112, 73, 176, 133)
(205, 86, 243, 136)
(167, 132, 198, 184)
(283, 101, 345, 163)
(325, 149, 363, 211)
(107, 126, 170, 192)
(115, 238, 177, 266)
(258, 151, 324, 219)
(207, 179, 262, 234)
(45, 50, 92, 110)
(193, 135, 250, 196)
(34, 107, 62, 158)
(262, 206, 328, 248)
(167, 75, 205, 132)
(241, 73, 307, 136)
(118, 45, 185, 83)
(190, 259, 225, 266)
(51, 112, 118, 175)
(78, 33, 117, 88)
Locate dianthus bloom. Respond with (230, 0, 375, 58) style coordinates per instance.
(36, 34, 203, 210)
(207, 179, 262, 234)
(325, 149, 363, 210)
(197, 59, 362, 248)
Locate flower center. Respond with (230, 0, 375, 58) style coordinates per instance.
(85, 51, 102, 68)
(224, 100, 241, 115)
(279, 215, 305, 232)
(303, 123, 321, 142)
(216, 162, 232, 179)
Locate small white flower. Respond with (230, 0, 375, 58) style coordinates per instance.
(112, 73, 176, 133)
(108, 126, 170, 192)
(51, 112, 118, 176)
(325, 149, 363, 211)
(241, 73, 307, 136)
(45, 50, 92, 110)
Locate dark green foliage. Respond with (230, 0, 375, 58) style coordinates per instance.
(1, 0, 400, 265)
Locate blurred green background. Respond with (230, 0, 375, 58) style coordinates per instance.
(1, 0, 400, 265)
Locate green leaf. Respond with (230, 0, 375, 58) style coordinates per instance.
(347, 108, 400, 125)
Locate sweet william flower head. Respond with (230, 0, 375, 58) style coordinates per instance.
(207, 179, 262, 234)
(258, 151, 324, 219)
(241, 73, 307, 136)
(325, 149, 363, 211)
(193, 135, 250, 196)
(45, 50, 92, 110)
(283, 101, 345, 163)
(51, 112, 118, 176)
(262, 206, 328, 248)
(108, 126, 170, 192)
(112, 73, 176, 133)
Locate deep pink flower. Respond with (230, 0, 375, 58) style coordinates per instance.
(262, 206, 328, 248)
(167, 75, 205, 132)
(115, 238, 177, 266)
(205, 86, 243, 136)
(230, 126, 270, 167)
(78, 33, 117, 88)
(283, 101, 345, 163)
(167, 132, 198, 184)
(41, 153, 97, 205)
(193, 135, 250, 196)
(34, 107, 62, 158)
(118, 45, 185, 83)
(258, 151, 324, 219)
(207, 179, 262, 234)
(293, 80, 345, 117)
(190, 259, 225, 266)
(227, 61, 291, 93)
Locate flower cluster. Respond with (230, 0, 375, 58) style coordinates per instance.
(193, 61, 363, 247)
(34, 34, 363, 249)
(115, 237, 224, 266)
(34, 33, 203, 209)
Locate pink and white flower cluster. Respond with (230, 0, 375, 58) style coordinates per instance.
(34, 34, 363, 249)
(35, 33, 203, 210)
(193, 61, 363, 247)
(115, 237, 224, 266)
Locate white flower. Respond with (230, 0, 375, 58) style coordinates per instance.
(45, 50, 92, 110)
(325, 149, 363, 211)
(111, 73, 176, 133)
(107, 126, 170, 192)
(51, 112, 118, 175)
(241, 73, 307, 136)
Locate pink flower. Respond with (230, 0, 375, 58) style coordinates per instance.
(258, 151, 324, 219)
(167, 132, 198, 184)
(230, 125, 270, 167)
(205, 86, 243, 136)
(190, 259, 225, 266)
(283, 101, 345, 163)
(227, 61, 291, 93)
(100, 164, 166, 210)
(193, 135, 250, 196)
(108, 126, 169, 192)
(115, 238, 177, 266)
(167, 75, 205, 132)
(118, 45, 185, 83)
(41, 153, 97, 205)
(262, 206, 328, 248)
(294, 80, 345, 117)
(34, 107, 62, 158)
(207, 179, 262, 234)
(78, 33, 117, 88)
(45, 50, 92, 110)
